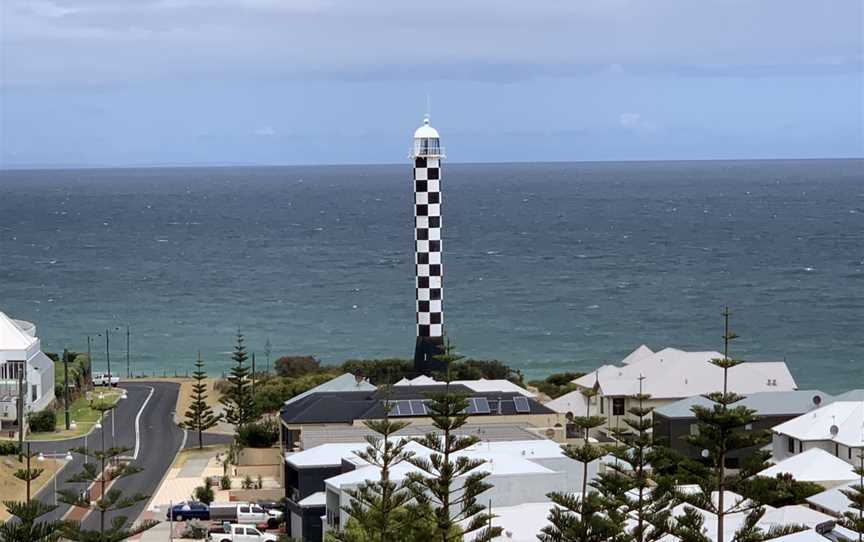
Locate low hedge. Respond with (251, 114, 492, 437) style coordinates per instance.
(29, 410, 57, 433)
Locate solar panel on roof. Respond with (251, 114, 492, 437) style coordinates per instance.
(464, 399, 477, 415)
(409, 399, 427, 416)
(473, 397, 491, 414)
(396, 400, 413, 416)
(513, 396, 531, 413)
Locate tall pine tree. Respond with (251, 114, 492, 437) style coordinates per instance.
(58, 398, 158, 542)
(330, 387, 416, 542)
(220, 332, 257, 431)
(180, 352, 221, 449)
(540, 381, 619, 542)
(405, 341, 502, 542)
(680, 307, 772, 542)
(0, 452, 65, 542)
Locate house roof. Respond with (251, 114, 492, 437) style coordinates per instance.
(654, 390, 832, 419)
(298, 423, 543, 449)
(395, 375, 535, 397)
(286, 443, 363, 468)
(281, 383, 554, 425)
(463, 502, 555, 542)
(806, 481, 855, 516)
(572, 347, 797, 399)
(620, 344, 655, 365)
(284, 373, 375, 406)
(0, 311, 38, 351)
(297, 491, 326, 508)
(758, 448, 858, 483)
(772, 401, 864, 447)
(545, 389, 590, 415)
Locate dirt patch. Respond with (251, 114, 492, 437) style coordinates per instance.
(174, 378, 222, 425)
(0, 457, 62, 522)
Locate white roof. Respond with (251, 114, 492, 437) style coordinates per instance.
(0, 311, 38, 351)
(758, 448, 857, 483)
(621, 344, 655, 365)
(772, 401, 864, 447)
(285, 443, 363, 468)
(324, 439, 564, 491)
(463, 502, 555, 542)
(573, 347, 797, 399)
(413, 116, 439, 139)
(284, 373, 375, 406)
(297, 491, 326, 507)
(758, 505, 834, 529)
(768, 530, 834, 542)
(806, 481, 854, 515)
(545, 388, 590, 415)
(394, 375, 535, 397)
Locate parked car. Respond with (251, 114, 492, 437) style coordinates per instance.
(165, 501, 210, 521)
(209, 502, 281, 528)
(207, 524, 278, 542)
(92, 372, 120, 387)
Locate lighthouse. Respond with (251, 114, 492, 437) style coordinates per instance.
(411, 115, 447, 374)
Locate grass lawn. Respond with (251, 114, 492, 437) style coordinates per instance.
(27, 388, 125, 441)
(0, 456, 61, 522)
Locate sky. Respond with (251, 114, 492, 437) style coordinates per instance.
(1, 0, 862, 167)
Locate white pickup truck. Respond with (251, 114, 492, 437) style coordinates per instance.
(92, 372, 120, 387)
(207, 524, 277, 542)
(209, 503, 282, 528)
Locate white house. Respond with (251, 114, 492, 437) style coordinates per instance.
(756, 448, 857, 486)
(557, 346, 796, 432)
(320, 438, 598, 538)
(770, 398, 864, 468)
(395, 375, 536, 397)
(0, 311, 55, 429)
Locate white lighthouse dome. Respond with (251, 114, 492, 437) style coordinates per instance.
(414, 115, 440, 139)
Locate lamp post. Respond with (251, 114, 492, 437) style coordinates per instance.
(126, 325, 131, 379)
(63, 350, 71, 430)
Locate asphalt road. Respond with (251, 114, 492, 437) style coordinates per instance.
(30, 381, 187, 529)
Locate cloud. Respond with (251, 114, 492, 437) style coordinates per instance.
(619, 113, 642, 129)
(1, 0, 861, 87)
(253, 126, 276, 137)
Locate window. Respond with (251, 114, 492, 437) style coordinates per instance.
(850, 447, 854, 460)
(612, 398, 625, 416)
(600, 397, 604, 414)
(836, 443, 840, 456)
(248, 528, 261, 536)
(787, 436, 795, 454)
(31, 385, 38, 402)
(690, 424, 700, 437)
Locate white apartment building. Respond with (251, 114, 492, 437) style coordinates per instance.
(0, 311, 55, 429)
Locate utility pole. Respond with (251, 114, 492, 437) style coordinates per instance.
(105, 329, 111, 381)
(64, 350, 71, 430)
(251, 353, 256, 393)
(86, 335, 93, 386)
(264, 338, 271, 375)
(17, 363, 24, 462)
(126, 325, 131, 379)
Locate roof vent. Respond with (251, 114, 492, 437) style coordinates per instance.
(830, 425, 840, 437)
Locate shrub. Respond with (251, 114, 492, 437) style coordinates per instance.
(0, 441, 20, 455)
(253, 372, 337, 413)
(274, 356, 320, 378)
(194, 479, 215, 505)
(220, 474, 232, 490)
(29, 410, 56, 433)
(451, 359, 525, 386)
(527, 372, 584, 399)
(237, 419, 279, 448)
(256, 474, 263, 489)
(181, 519, 208, 539)
(242, 475, 254, 490)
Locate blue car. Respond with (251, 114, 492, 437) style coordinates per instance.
(166, 501, 210, 521)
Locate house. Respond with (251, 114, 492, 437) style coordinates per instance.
(0, 311, 55, 430)
(279, 377, 560, 451)
(313, 439, 598, 541)
(770, 398, 864, 468)
(653, 390, 831, 465)
(567, 346, 796, 435)
(807, 480, 857, 518)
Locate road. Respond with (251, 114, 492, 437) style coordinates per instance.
(28, 381, 206, 529)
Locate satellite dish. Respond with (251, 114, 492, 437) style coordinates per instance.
(701, 449, 710, 459)
(830, 425, 840, 437)
(813, 395, 822, 406)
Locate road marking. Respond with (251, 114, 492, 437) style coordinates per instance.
(133, 386, 155, 460)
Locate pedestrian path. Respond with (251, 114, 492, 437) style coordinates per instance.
(147, 446, 225, 511)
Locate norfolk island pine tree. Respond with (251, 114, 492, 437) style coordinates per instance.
(180, 351, 221, 449)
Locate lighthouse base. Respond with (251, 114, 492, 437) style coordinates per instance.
(414, 336, 446, 375)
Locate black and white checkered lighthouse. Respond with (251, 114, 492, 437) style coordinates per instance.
(411, 115, 447, 374)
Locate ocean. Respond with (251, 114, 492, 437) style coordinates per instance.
(1, 159, 862, 393)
